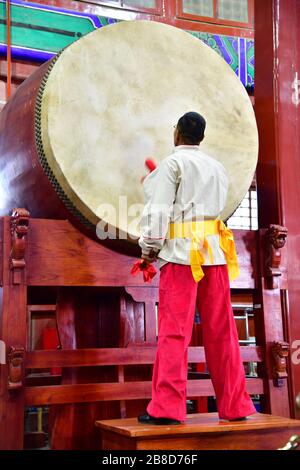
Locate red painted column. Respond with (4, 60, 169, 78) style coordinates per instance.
(255, 0, 300, 417)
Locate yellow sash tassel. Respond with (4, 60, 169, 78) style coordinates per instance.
(168, 220, 240, 283)
(217, 220, 240, 282)
(190, 225, 214, 282)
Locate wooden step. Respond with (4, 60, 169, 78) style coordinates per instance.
(95, 413, 300, 450)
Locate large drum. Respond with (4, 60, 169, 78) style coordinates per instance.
(0, 20, 258, 251)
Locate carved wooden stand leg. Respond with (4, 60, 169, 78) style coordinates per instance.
(0, 209, 29, 449)
(254, 225, 290, 417)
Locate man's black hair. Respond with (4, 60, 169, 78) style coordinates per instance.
(177, 112, 206, 145)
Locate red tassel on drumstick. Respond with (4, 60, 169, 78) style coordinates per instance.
(131, 259, 157, 283)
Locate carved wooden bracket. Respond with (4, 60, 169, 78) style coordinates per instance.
(265, 224, 288, 289)
(272, 341, 290, 387)
(7, 346, 25, 390)
(10, 208, 30, 285)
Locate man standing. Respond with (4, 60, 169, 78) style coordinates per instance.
(138, 112, 256, 424)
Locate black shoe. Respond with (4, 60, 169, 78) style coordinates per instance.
(228, 417, 248, 421)
(138, 412, 181, 425)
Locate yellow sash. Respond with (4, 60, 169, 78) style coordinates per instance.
(168, 220, 240, 283)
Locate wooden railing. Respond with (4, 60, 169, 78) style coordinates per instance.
(25, 346, 264, 368)
(24, 345, 264, 406)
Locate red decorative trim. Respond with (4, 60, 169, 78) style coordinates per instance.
(32, 1, 254, 38)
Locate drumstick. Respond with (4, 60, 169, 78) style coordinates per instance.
(145, 158, 157, 172)
(141, 158, 157, 183)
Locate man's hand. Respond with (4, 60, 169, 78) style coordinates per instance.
(131, 257, 157, 283)
(141, 251, 158, 264)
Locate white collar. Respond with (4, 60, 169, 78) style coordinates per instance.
(174, 145, 200, 152)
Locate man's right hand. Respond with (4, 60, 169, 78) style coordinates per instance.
(141, 252, 157, 264)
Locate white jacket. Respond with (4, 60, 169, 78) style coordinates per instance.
(138, 145, 229, 267)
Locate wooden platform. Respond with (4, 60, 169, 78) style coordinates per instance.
(96, 413, 300, 450)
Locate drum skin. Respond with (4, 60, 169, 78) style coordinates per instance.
(0, 20, 258, 253)
(0, 57, 137, 253)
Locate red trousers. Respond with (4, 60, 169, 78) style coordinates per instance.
(147, 263, 256, 421)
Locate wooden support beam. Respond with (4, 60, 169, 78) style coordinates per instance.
(23, 219, 259, 289)
(25, 346, 264, 369)
(25, 378, 264, 406)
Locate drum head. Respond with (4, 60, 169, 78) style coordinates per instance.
(39, 20, 258, 241)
